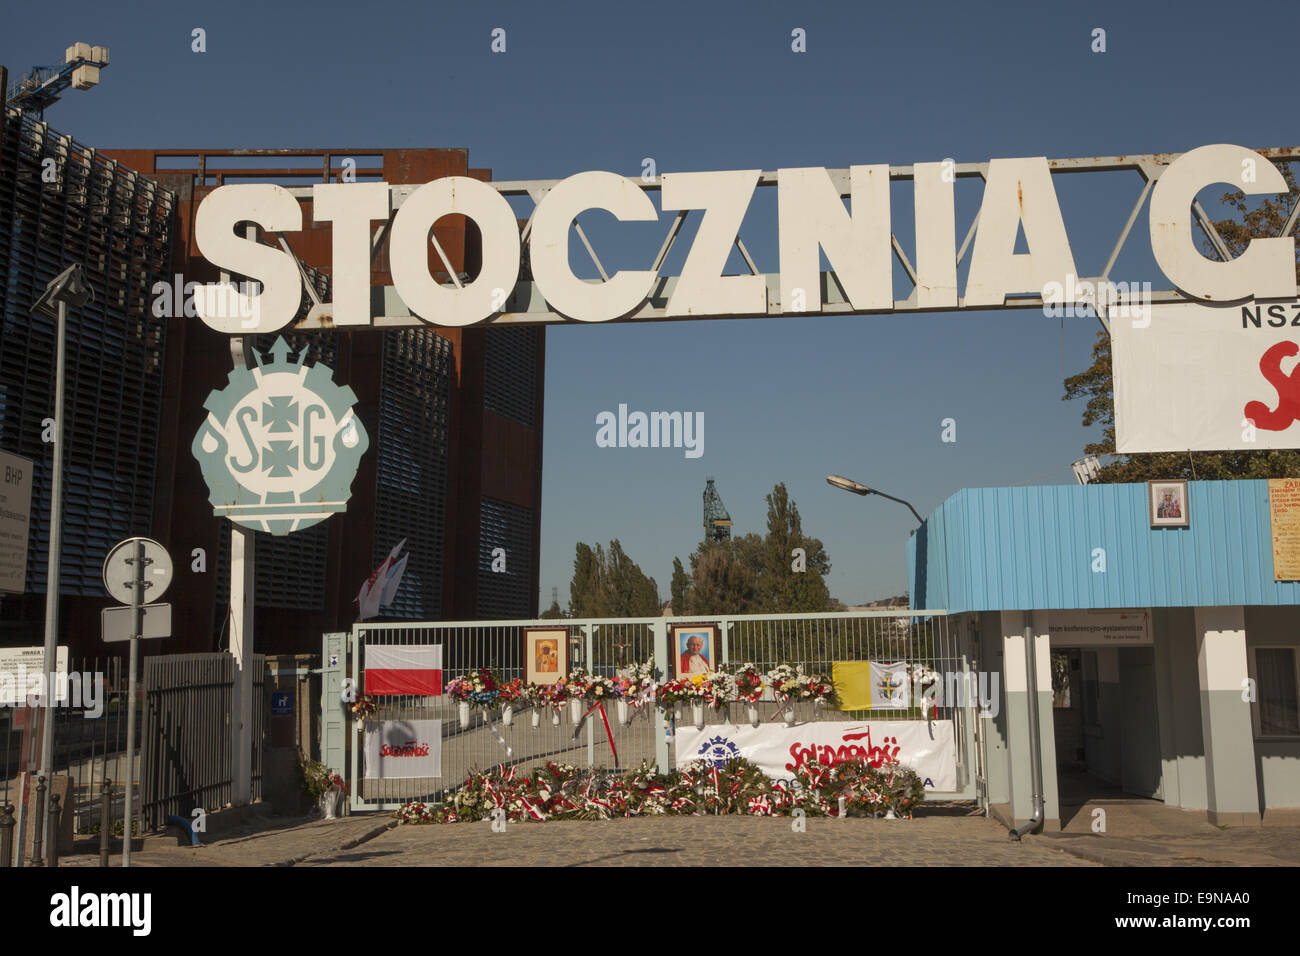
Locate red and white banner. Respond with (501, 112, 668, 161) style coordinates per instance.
(1113, 297, 1300, 452)
(674, 720, 956, 791)
(363, 720, 441, 779)
(364, 644, 442, 696)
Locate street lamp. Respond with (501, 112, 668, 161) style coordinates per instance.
(826, 474, 925, 525)
(31, 263, 91, 863)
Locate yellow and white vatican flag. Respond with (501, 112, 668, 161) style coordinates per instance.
(869, 661, 911, 710)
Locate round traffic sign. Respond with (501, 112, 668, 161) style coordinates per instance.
(102, 537, 173, 605)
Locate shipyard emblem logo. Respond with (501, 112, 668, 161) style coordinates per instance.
(192, 337, 368, 534)
(695, 735, 741, 768)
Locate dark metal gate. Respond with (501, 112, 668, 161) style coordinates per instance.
(140, 653, 265, 830)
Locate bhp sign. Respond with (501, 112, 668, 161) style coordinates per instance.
(192, 144, 1296, 334)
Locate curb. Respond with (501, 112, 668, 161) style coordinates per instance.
(281, 820, 396, 867)
(1042, 838, 1114, 866)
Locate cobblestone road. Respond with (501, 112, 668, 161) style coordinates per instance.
(301, 814, 1098, 867)
(57, 804, 1300, 868)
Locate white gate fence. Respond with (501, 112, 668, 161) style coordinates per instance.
(320, 610, 977, 811)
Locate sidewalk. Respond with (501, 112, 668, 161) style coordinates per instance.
(1044, 788, 1300, 866)
(58, 813, 394, 868)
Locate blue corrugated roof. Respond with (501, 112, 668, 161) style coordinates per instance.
(907, 481, 1300, 612)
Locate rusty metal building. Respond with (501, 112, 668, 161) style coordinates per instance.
(1, 120, 544, 655)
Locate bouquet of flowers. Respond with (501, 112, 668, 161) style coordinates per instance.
(704, 670, 738, 710)
(654, 677, 694, 710)
(806, 672, 839, 709)
(580, 673, 621, 703)
(731, 663, 764, 703)
(765, 663, 840, 708)
(297, 753, 336, 800)
(349, 692, 377, 724)
(621, 759, 672, 815)
(396, 800, 437, 824)
(657, 674, 713, 709)
(837, 759, 925, 818)
(616, 658, 656, 708)
(528, 680, 563, 709)
(563, 667, 591, 700)
(684, 757, 776, 815)
(496, 678, 526, 705)
(912, 664, 938, 714)
(765, 663, 807, 702)
(682, 673, 714, 702)
(445, 667, 503, 709)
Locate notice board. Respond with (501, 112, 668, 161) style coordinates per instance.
(1268, 479, 1300, 581)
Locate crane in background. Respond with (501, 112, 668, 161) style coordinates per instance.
(703, 478, 733, 543)
(5, 43, 109, 117)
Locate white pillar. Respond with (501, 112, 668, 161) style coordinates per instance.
(229, 520, 255, 805)
(1195, 606, 1259, 826)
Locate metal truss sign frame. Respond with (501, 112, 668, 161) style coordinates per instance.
(189, 144, 1300, 335)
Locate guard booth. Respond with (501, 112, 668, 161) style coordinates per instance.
(911, 480, 1300, 830)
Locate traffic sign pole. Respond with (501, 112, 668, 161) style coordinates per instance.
(100, 535, 172, 868)
(121, 538, 145, 868)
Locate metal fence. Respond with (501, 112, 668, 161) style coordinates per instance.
(340, 610, 968, 811)
(140, 653, 266, 830)
(1, 656, 133, 839)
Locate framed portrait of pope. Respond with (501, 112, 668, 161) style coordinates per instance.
(671, 624, 717, 677)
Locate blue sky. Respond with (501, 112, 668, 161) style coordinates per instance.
(5, 0, 1298, 608)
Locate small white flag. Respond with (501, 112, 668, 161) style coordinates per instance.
(357, 539, 409, 622)
(381, 553, 409, 606)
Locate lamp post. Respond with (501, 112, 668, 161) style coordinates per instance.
(825, 474, 925, 525)
(31, 263, 91, 862)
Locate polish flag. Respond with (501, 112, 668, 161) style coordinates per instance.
(365, 644, 443, 697)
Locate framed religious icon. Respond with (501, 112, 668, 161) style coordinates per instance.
(671, 624, 718, 678)
(525, 627, 568, 684)
(1148, 479, 1190, 528)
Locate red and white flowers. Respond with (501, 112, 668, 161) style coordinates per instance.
(349, 692, 377, 725)
(392, 754, 924, 824)
(731, 663, 764, 703)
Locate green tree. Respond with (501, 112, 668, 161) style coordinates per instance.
(669, 556, 690, 614)
(685, 536, 759, 614)
(1065, 161, 1300, 481)
(674, 484, 833, 614)
(569, 543, 601, 617)
(758, 483, 831, 612)
(568, 539, 660, 617)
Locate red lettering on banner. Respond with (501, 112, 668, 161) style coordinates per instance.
(1245, 341, 1300, 431)
(784, 727, 902, 773)
(381, 740, 431, 757)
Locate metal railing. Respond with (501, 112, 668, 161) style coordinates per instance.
(140, 653, 266, 830)
(1, 656, 133, 843)
(341, 610, 965, 811)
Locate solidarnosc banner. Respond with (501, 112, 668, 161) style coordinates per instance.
(1113, 297, 1300, 452)
(363, 719, 442, 779)
(674, 720, 956, 792)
